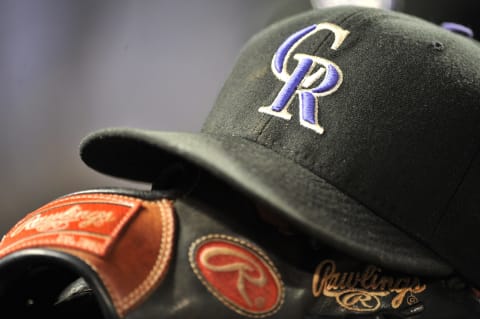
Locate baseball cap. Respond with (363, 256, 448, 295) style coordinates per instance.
(80, 6, 480, 286)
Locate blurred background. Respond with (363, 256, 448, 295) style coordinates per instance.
(1, 0, 479, 235)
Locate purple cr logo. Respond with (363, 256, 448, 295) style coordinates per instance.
(258, 23, 350, 134)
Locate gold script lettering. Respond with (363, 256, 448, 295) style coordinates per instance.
(8, 205, 115, 238)
(312, 260, 426, 312)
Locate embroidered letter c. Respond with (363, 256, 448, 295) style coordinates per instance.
(258, 23, 350, 134)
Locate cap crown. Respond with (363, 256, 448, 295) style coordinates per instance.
(202, 6, 480, 282)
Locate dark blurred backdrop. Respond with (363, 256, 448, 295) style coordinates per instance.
(1, 0, 478, 235)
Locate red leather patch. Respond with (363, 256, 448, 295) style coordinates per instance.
(0, 194, 141, 258)
(189, 234, 284, 317)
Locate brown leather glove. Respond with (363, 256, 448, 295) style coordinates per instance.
(0, 174, 479, 319)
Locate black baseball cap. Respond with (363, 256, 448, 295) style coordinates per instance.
(80, 6, 480, 286)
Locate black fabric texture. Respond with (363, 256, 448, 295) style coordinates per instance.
(79, 6, 480, 285)
(80, 130, 450, 275)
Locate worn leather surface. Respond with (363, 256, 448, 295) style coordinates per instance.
(0, 176, 479, 318)
(53, 195, 175, 316)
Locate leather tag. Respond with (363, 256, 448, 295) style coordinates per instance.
(189, 234, 284, 317)
(0, 194, 141, 257)
(0, 192, 176, 317)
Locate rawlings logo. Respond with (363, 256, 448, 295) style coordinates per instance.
(312, 260, 426, 312)
(258, 23, 349, 134)
(0, 194, 141, 257)
(189, 234, 284, 317)
(7, 205, 116, 238)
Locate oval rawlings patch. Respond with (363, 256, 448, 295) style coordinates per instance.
(189, 234, 284, 317)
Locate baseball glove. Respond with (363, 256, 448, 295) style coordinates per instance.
(0, 173, 479, 319)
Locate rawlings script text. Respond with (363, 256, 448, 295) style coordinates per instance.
(7, 205, 115, 238)
(312, 260, 426, 312)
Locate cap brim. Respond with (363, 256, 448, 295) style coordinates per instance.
(80, 127, 452, 276)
